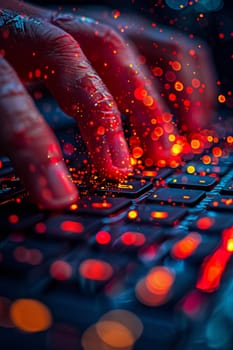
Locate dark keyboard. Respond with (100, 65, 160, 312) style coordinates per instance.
(1, 147, 233, 350)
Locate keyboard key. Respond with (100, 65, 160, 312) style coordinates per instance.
(0, 237, 69, 295)
(189, 211, 233, 232)
(35, 215, 103, 241)
(50, 251, 131, 295)
(184, 162, 229, 177)
(96, 179, 153, 198)
(221, 180, 233, 195)
(0, 166, 15, 178)
(196, 246, 232, 293)
(170, 232, 220, 264)
(93, 223, 162, 253)
(136, 261, 196, 307)
(127, 205, 187, 226)
(169, 174, 217, 190)
(67, 196, 131, 216)
(0, 203, 44, 232)
(147, 188, 205, 206)
(0, 238, 67, 274)
(208, 195, 233, 211)
(134, 167, 174, 181)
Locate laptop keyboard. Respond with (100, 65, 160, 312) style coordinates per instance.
(1, 142, 233, 350)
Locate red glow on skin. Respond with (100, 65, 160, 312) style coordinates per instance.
(169, 93, 177, 101)
(60, 221, 84, 234)
(186, 87, 193, 94)
(165, 71, 176, 82)
(134, 88, 148, 100)
(35, 69, 41, 78)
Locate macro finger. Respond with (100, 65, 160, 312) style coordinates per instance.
(95, 12, 216, 132)
(0, 56, 78, 209)
(0, 8, 131, 178)
(50, 13, 180, 167)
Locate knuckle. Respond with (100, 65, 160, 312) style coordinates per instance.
(42, 24, 81, 57)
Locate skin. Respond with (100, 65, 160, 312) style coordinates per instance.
(0, 1, 216, 209)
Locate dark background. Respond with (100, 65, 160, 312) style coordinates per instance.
(30, 0, 233, 110)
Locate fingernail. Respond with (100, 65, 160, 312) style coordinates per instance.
(29, 161, 78, 209)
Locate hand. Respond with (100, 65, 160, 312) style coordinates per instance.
(0, 1, 216, 209)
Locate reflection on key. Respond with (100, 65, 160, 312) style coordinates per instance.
(209, 195, 233, 211)
(189, 212, 233, 232)
(68, 196, 131, 216)
(148, 188, 205, 206)
(134, 167, 174, 181)
(35, 215, 103, 240)
(128, 205, 187, 226)
(169, 174, 217, 190)
(96, 180, 153, 198)
(171, 233, 202, 259)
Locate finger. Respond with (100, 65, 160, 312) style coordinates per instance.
(128, 26, 216, 132)
(92, 12, 217, 132)
(50, 14, 181, 167)
(0, 2, 181, 166)
(0, 56, 78, 209)
(0, 8, 131, 178)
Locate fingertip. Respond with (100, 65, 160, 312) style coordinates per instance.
(26, 161, 79, 210)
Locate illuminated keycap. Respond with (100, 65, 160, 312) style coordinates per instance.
(147, 188, 205, 206)
(189, 212, 233, 232)
(208, 195, 233, 211)
(128, 204, 187, 226)
(40, 215, 102, 240)
(169, 174, 217, 190)
(68, 196, 131, 216)
(96, 180, 153, 198)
